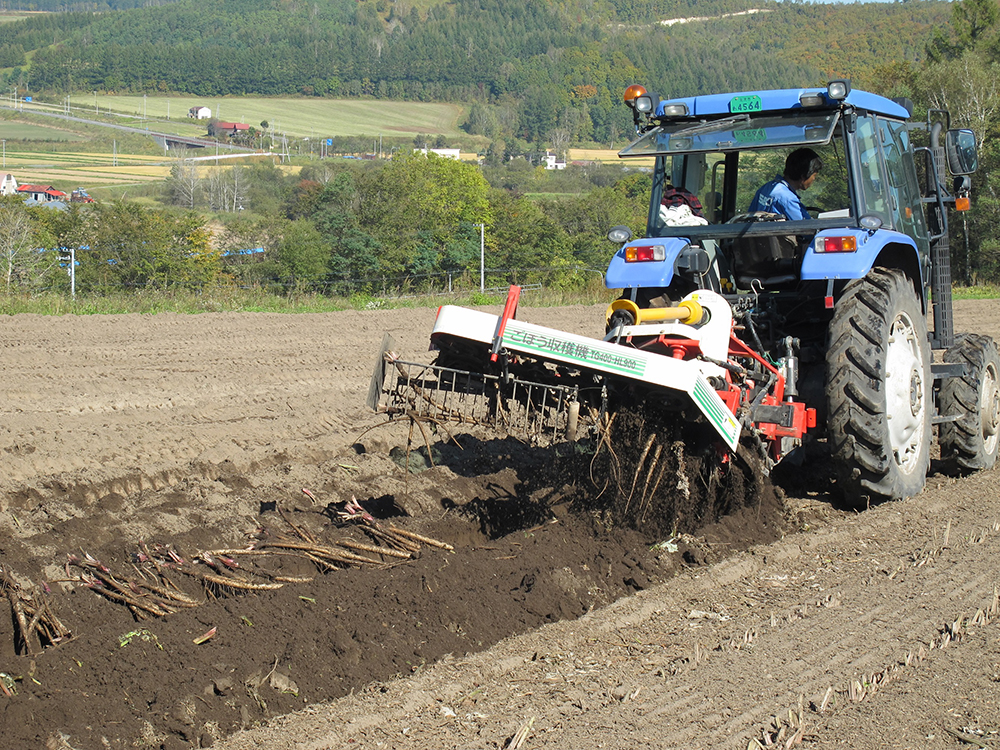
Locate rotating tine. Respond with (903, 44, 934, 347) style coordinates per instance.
(417, 368, 432, 419)
(539, 385, 550, 439)
(552, 387, 563, 441)
(460, 370, 473, 420)
(521, 383, 535, 435)
(529, 383, 539, 438)
(510, 380, 531, 429)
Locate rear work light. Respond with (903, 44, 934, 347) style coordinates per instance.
(625, 244, 666, 262)
(660, 103, 689, 117)
(814, 236, 857, 253)
(633, 95, 655, 114)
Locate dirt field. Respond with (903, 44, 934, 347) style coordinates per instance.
(1, 300, 999, 750)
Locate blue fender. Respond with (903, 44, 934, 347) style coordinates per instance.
(605, 237, 690, 289)
(800, 228, 921, 282)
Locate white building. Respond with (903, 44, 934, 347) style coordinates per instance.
(0, 173, 17, 196)
(544, 151, 566, 170)
(188, 105, 212, 119)
(414, 147, 461, 160)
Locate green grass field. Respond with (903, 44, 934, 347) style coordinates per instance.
(0, 144, 176, 189)
(0, 121, 80, 141)
(89, 96, 468, 140)
(954, 285, 1000, 300)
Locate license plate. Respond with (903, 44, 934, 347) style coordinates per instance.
(729, 95, 762, 113)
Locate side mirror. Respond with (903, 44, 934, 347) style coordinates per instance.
(607, 225, 633, 243)
(946, 129, 978, 175)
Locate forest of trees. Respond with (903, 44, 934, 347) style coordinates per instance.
(0, 0, 950, 146)
(5, 0, 1000, 293)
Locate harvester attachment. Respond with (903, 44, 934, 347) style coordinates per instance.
(368, 286, 770, 453)
(368, 333, 587, 446)
(369, 285, 820, 535)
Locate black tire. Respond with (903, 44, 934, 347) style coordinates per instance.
(939, 334, 1000, 472)
(826, 267, 931, 505)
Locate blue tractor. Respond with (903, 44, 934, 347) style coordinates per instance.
(601, 80, 997, 503)
(373, 81, 998, 508)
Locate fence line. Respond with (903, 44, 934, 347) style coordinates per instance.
(37, 266, 608, 298)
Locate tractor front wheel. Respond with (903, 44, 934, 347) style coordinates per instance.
(939, 334, 1000, 472)
(826, 267, 931, 505)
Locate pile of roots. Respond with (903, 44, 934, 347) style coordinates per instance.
(572, 403, 774, 540)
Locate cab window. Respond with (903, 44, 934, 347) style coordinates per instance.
(879, 118, 929, 250)
(854, 115, 891, 224)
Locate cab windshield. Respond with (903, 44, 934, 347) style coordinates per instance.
(619, 110, 841, 157)
(642, 134, 851, 233)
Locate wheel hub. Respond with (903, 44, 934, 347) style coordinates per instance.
(983, 362, 1000, 445)
(885, 313, 925, 473)
(908, 369, 922, 416)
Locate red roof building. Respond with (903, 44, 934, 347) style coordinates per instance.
(17, 184, 67, 202)
(214, 122, 251, 133)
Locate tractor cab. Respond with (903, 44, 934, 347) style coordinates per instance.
(608, 82, 975, 325)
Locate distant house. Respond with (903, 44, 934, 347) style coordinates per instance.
(188, 105, 211, 119)
(543, 151, 566, 170)
(17, 184, 67, 202)
(414, 147, 461, 160)
(210, 121, 252, 137)
(0, 173, 17, 196)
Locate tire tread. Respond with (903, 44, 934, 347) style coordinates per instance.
(825, 268, 931, 504)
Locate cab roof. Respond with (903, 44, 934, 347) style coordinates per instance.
(656, 87, 911, 121)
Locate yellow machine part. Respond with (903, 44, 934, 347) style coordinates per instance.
(605, 297, 704, 328)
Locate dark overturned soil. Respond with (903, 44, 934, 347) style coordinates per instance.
(0, 305, 784, 749)
(1, 439, 784, 750)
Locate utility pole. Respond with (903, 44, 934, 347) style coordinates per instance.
(2, 140, 6, 169)
(477, 223, 485, 292)
(68, 247, 75, 300)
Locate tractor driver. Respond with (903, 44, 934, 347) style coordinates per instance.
(749, 147, 823, 221)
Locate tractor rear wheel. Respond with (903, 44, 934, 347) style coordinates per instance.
(939, 334, 1000, 472)
(826, 267, 931, 505)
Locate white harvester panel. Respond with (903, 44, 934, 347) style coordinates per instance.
(431, 306, 741, 450)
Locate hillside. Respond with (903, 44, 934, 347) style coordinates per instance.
(0, 0, 951, 145)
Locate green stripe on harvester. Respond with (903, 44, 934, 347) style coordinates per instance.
(691, 377, 739, 446)
(691, 378, 725, 423)
(503, 328, 647, 377)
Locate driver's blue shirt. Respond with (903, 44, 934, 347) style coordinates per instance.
(749, 175, 810, 221)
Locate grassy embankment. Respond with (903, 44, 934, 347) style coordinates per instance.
(92, 95, 469, 140)
(1, 281, 994, 316)
(954, 285, 1000, 300)
(0, 282, 617, 316)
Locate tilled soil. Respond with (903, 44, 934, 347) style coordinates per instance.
(0, 300, 999, 750)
